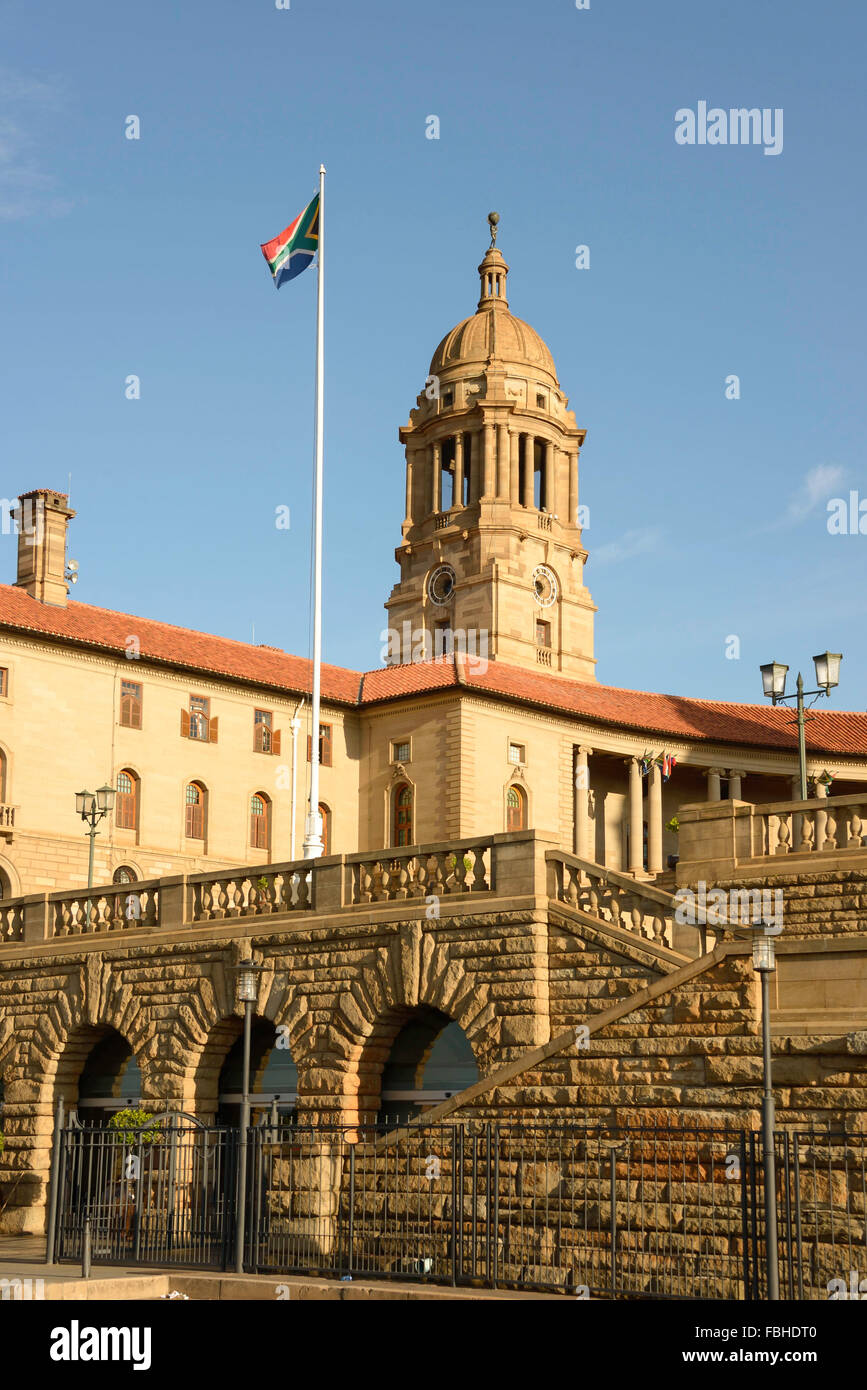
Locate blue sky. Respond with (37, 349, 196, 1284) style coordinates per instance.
(1, 0, 865, 707)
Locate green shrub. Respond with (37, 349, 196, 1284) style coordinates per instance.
(108, 1108, 162, 1146)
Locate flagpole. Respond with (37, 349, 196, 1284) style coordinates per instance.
(303, 163, 326, 860)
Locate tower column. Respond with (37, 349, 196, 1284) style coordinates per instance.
(497, 423, 509, 498)
(568, 449, 578, 527)
(431, 440, 441, 514)
(404, 451, 413, 528)
(544, 439, 554, 514)
(482, 423, 495, 498)
(522, 435, 534, 508)
(509, 431, 520, 503)
(454, 432, 464, 509)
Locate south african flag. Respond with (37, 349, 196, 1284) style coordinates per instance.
(260, 193, 320, 288)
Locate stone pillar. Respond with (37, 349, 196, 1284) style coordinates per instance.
(510, 431, 520, 503)
(482, 423, 495, 498)
(728, 769, 744, 800)
(647, 762, 663, 874)
(568, 450, 578, 528)
(454, 432, 464, 509)
(575, 746, 592, 859)
(706, 767, 724, 801)
(544, 439, 554, 514)
(522, 435, 534, 508)
(626, 757, 644, 875)
(404, 451, 413, 526)
(497, 423, 509, 498)
(431, 441, 441, 514)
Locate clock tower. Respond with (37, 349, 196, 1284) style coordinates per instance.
(385, 214, 597, 681)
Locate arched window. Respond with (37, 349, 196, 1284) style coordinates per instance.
(393, 783, 413, 847)
(0, 869, 10, 901)
(506, 784, 526, 832)
(77, 1030, 143, 1126)
(217, 1019, 298, 1127)
(378, 1008, 479, 1125)
(115, 769, 139, 831)
(113, 865, 137, 885)
(250, 793, 270, 851)
(185, 782, 205, 840)
(319, 803, 331, 856)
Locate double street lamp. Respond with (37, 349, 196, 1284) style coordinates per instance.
(759, 652, 842, 800)
(75, 784, 116, 923)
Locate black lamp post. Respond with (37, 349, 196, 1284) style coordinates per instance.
(759, 653, 842, 800)
(750, 924, 780, 1300)
(231, 957, 264, 1274)
(75, 783, 116, 923)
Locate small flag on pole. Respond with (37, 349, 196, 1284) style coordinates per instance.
(260, 193, 320, 288)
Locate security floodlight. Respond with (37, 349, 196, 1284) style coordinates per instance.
(813, 651, 842, 693)
(760, 661, 788, 700)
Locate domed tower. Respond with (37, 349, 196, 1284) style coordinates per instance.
(385, 214, 596, 680)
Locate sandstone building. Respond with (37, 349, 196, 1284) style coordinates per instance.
(0, 220, 865, 1235)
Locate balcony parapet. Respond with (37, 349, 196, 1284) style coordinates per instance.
(0, 804, 16, 840)
(677, 792, 867, 882)
(0, 831, 552, 946)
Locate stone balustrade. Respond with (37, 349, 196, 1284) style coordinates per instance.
(677, 792, 867, 880)
(0, 804, 15, 832)
(350, 839, 493, 903)
(0, 833, 523, 943)
(547, 850, 688, 952)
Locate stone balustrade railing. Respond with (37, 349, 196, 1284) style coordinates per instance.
(0, 833, 519, 943)
(52, 881, 161, 936)
(349, 839, 493, 903)
(190, 863, 312, 922)
(547, 851, 685, 951)
(678, 793, 867, 877)
(0, 804, 15, 831)
(757, 794, 867, 858)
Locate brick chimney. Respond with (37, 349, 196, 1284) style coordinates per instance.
(13, 489, 77, 607)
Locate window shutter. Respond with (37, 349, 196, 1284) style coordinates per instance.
(209, 717, 219, 744)
(307, 735, 312, 762)
(272, 730, 281, 756)
(181, 708, 190, 738)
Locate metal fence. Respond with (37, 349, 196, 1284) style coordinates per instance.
(51, 1117, 867, 1299)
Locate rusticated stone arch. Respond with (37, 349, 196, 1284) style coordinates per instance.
(290, 919, 498, 1124)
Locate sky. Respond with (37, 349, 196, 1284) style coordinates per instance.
(1, 0, 865, 708)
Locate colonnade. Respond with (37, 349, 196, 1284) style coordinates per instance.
(404, 427, 580, 526)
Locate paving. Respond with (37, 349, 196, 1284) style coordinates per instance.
(0, 1234, 566, 1301)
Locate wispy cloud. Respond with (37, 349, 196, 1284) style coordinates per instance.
(0, 67, 71, 222)
(592, 527, 662, 567)
(755, 463, 846, 533)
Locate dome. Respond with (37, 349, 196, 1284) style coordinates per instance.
(429, 310, 558, 385)
(427, 223, 559, 387)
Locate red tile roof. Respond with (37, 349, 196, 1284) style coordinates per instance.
(1, 583, 864, 756)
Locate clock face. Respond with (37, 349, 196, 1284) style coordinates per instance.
(427, 564, 456, 606)
(532, 564, 558, 608)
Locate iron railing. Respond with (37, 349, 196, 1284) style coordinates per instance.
(51, 1118, 867, 1299)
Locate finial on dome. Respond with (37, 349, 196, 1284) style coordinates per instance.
(477, 215, 509, 312)
(488, 211, 499, 247)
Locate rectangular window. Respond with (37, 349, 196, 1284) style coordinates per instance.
(119, 680, 142, 729)
(254, 709, 273, 753)
(307, 723, 333, 766)
(508, 742, 525, 765)
(392, 740, 410, 764)
(181, 696, 218, 743)
(434, 621, 453, 657)
(536, 619, 551, 648)
(0, 668, 7, 697)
